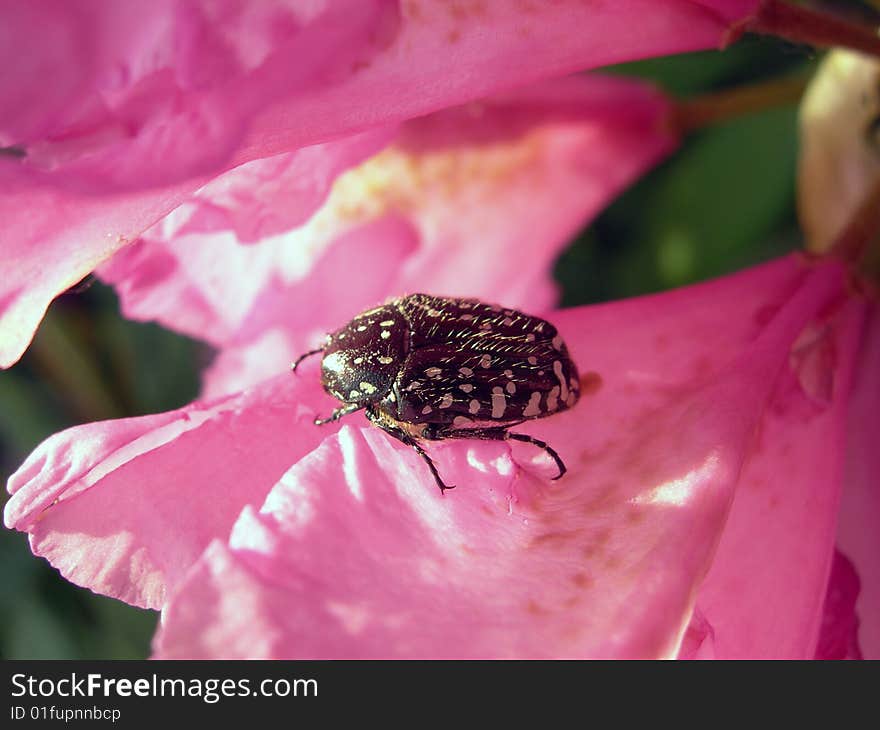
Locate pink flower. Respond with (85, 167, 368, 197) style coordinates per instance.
(6, 249, 869, 657)
(4, 0, 877, 659)
(0, 0, 760, 368)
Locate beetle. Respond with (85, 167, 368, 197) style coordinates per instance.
(292, 294, 580, 493)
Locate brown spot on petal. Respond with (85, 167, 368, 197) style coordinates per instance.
(604, 554, 621, 570)
(570, 572, 593, 589)
(625, 508, 644, 525)
(581, 483, 620, 514)
(579, 371, 603, 395)
(525, 599, 547, 616)
(529, 529, 581, 548)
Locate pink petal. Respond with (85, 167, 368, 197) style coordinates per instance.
(152, 257, 851, 658)
(0, 128, 392, 371)
(680, 298, 868, 659)
(0, 0, 397, 368)
(836, 307, 880, 658)
(3, 0, 399, 191)
(244, 0, 760, 151)
(3, 375, 330, 610)
(98, 74, 677, 396)
(2, 0, 759, 368)
(0, 174, 201, 369)
(95, 129, 396, 346)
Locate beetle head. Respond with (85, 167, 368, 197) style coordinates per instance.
(320, 304, 408, 406)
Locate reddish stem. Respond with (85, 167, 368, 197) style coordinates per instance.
(673, 73, 808, 134)
(729, 0, 880, 58)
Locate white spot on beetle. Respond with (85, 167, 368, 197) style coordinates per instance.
(378, 356, 394, 365)
(407, 381, 422, 391)
(459, 367, 473, 377)
(480, 322, 493, 331)
(453, 416, 473, 427)
(491, 387, 507, 418)
(527, 356, 538, 365)
(349, 390, 361, 399)
(353, 357, 364, 365)
(479, 354, 492, 368)
(425, 367, 442, 378)
(422, 405, 433, 415)
(552, 335, 564, 350)
(535, 322, 545, 333)
(359, 381, 376, 395)
(459, 314, 474, 321)
(380, 330, 391, 339)
(322, 352, 345, 374)
(523, 391, 542, 417)
(468, 399, 481, 414)
(379, 320, 395, 327)
(356, 325, 367, 332)
(439, 394, 454, 409)
(546, 385, 560, 412)
(553, 360, 569, 401)
(427, 308, 442, 317)
(506, 381, 516, 395)
(525, 333, 535, 342)
(459, 383, 474, 393)
(503, 317, 514, 326)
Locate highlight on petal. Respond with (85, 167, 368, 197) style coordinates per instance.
(3, 374, 332, 610)
(1, 0, 761, 369)
(151, 256, 855, 658)
(97, 74, 678, 396)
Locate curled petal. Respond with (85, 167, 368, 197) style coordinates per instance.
(4, 375, 331, 609)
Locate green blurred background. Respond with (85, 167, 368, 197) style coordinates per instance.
(0, 26, 842, 658)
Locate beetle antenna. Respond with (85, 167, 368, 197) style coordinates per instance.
(291, 348, 323, 373)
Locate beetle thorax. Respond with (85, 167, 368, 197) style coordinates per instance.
(320, 305, 409, 406)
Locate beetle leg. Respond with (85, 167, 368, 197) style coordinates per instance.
(314, 403, 363, 426)
(431, 426, 567, 480)
(291, 348, 323, 373)
(365, 411, 455, 494)
(505, 432, 566, 480)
